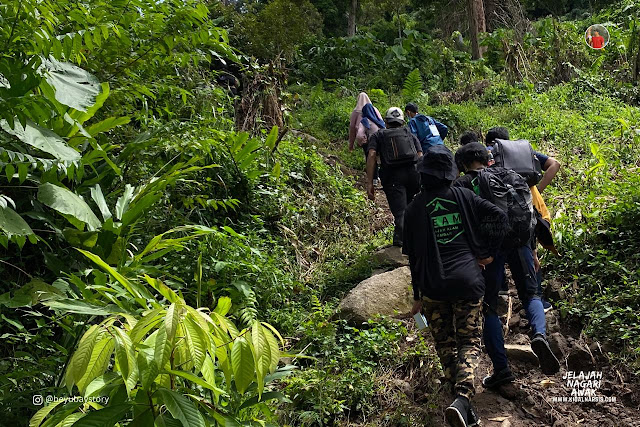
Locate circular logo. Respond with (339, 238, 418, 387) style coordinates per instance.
(585, 24, 609, 50)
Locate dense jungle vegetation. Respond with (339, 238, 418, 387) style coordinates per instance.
(1, 0, 639, 425)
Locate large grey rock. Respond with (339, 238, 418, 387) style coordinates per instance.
(372, 246, 409, 267)
(337, 266, 413, 323)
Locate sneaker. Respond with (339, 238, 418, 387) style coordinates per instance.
(445, 396, 469, 427)
(543, 299, 553, 313)
(482, 367, 515, 388)
(467, 403, 480, 427)
(531, 333, 560, 375)
(373, 178, 382, 188)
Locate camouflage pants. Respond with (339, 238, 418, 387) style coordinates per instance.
(422, 298, 483, 400)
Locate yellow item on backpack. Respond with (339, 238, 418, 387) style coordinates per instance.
(530, 186, 551, 223)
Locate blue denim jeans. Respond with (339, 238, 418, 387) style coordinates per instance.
(483, 245, 546, 371)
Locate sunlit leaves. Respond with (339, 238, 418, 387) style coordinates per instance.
(231, 337, 254, 394)
(38, 183, 101, 230)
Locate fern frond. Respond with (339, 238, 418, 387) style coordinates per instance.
(402, 68, 422, 102)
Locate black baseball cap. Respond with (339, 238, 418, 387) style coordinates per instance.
(418, 145, 458, 180)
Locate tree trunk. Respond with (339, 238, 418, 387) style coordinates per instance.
(467, 0, 486, 59)
(348, 0, 358, 37)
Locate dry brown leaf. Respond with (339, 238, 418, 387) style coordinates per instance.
(488, 416, 510, 422)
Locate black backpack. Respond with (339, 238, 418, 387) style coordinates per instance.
(380, 127, 418, 166)
(477, 167, 536, 248)
(491, 139, 542, 186)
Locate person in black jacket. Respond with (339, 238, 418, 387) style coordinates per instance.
(403, 145, 508, 427)
(454, 142, 560, 391)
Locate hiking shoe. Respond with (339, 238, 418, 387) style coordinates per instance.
(531, 333, 560, 375)
(445, 396, 469, 427)
(482, 367, 515, 388)
(467, 403, 480, 427)
(543, 299, 553, 313)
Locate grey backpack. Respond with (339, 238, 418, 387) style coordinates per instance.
(491, 139, 542, 186)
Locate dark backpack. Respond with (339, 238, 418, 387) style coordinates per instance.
(477, 167, 536, 248)
(380, 127, 418, 166)
(491, 139, 542, 186)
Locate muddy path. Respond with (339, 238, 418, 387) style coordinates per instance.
(319, 147, 640, 427)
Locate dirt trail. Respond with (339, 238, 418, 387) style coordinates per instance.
(321, 151, 640, 427)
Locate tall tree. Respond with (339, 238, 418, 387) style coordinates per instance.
(467, 0, 486, 59)
(348, 0, 358, 36)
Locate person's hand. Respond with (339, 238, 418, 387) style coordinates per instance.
(411, 300, 422, 316)
(477, 256, 494, 269)
(366, 183, 375, 201)
(533, 251, 541, 272)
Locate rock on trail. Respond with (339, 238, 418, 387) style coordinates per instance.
(337, 266, 413, 324)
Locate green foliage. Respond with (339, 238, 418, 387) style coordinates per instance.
(235, 0, 323, 61)
(402, 68, 423, 102)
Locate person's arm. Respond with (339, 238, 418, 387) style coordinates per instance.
(348, 112, 358, 150)
(366, 149, 377, 200)
(413, 135, 423, 158)
(537, 156, 560, 193)
(473, 194, 509, 257)
(435, 120, 448, 140)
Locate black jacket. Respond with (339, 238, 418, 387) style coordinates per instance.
(402, 186, 508, 301)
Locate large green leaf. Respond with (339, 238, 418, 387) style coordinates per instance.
(85, 116, 130, 137)
(113, 327, 138, 397)
(0, 119, 80, 162)
(156, 388, 205, 427)
(44, 299, 121, 316)
(76, 249, 148, 300)
(0, 205, 34, 237)
(40, 57, 101, 113)
(163, 369, 226, 395)
(69, 403, 132, 427)
(183, 316, 207, 372)
(76, 337, 115, 393)
(230, 337, 254, 394)
(38, 183, 101, 230)
(90, 185, 112, 221)
(65, 325, 100, 390)
(29, 400, 65, 427)
(154, 305, 179, 372)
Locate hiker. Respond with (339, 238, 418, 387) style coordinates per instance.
(454, 142, 560, 390)
(459, 131, 481, 146)
(366, 107, 422, 247)
(349, 92, 385, 187)
(404, 145, 509, 427)
(460, 130, 494, 166)
(405, 102, 448, 153)
(485, 127, 560, 194)
(485, 127, 560, 309)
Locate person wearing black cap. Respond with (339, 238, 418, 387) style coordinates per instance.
(366, 107, 423, 247)
(403, 145, 509, 427)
